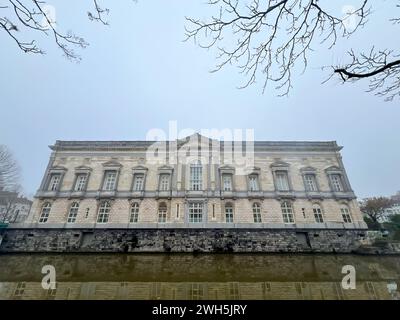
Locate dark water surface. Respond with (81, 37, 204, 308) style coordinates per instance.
(0, 254, 399, 299)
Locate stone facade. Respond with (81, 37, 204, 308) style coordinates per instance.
(22, 134, 366, 230)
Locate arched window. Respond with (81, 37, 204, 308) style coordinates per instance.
(225, 203, 234, 223)
(97, 201, 111, 223)
(253, 203, 262, 223)
(39, 202, 52, 223)
(281, 201, 295, 224)
(158, 202, 167, 223)
(312, 204, 324, 223)
(341, 205, 352, 223)
(130, 202, 140, 223)
(67, 202, 79, 223)
(190, 160, 202, 191)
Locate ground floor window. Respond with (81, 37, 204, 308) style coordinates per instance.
(253, 203, 262, 223)
(188, 202, 203, 223)
(130, 202, 139, 223)
(225, 204, 234, 223)
(97, 201, 111, 223)
(281, 201, 295, 224)
(341, 206, 352, 223)
(158, 203, 167, 223)
(39, 202, 51, 223)
(67, 202, 79, 223)
(313, 205, 324, 223)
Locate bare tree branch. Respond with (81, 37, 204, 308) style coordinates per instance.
(0, 145, 20, 192)
(185, 0, 369, 96)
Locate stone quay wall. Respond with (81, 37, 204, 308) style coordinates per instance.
(0, 228, 367, 253)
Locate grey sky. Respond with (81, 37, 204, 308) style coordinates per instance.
(0, 0, 399, 198)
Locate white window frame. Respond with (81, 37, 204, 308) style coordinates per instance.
(103, 171, 117, 191)
(48, 174, 61, 191)
(341, 207, 352, 223)
(249, 175, 259, 191)
(67, 202, 79, 223)
(130, 202, 139, 223)
(133, 174, 144, 191)
(253, 203, 262, 223)
(331, 174, 343, 192)
(190, 161, 202, 191)
(281, 201, 295, 224)
(74, 174, 87, 192)
(158, 204, 167, 223)
(304, 174, 317, 192)
(159, 174, 170, 191)
(225, 204, 234, 223)
(313, 205, 324, 223)
(222, 174, 233, 191)
(97, 201, 111, 223)
(188, 202, 203, 223)
(39, 202, 51, 223)
(275, 171, 290, 191)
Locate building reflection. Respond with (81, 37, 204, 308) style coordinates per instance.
(0, 280, 399, 300)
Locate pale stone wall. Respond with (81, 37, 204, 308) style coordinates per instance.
(26, 138, 365, 229)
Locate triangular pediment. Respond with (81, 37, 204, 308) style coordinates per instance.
(325, 165, 341, 172)
(75, 165, 92, 171)
(270, 161, 290, 168)
(300, 166, 316, 172)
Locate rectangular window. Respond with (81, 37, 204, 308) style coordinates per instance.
(74, 174, 87, 191)
(304, 174, 317, 192)
(176, 204, 180, 218)
(103, 171, 117, 191)
(133, 174, 144, 191)
(281, 202, 295, 224)
(341, 208, 352, 223)
(275, 171, 289, 191)
(159, 174, 170, 191)
(313, 207, 324, 223)
(158, 207, 167, 223)
(189, 202, 203, 223)
(249, 175, 259, 191)
(222, 174, 232, 191)
(48, 174, 60, 191)
(331, 174, 343, 192)
(225, 206, 234, 223)
(190, 163, 202, 191)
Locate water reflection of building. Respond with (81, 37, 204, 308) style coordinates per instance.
(0, 281, 396, 300)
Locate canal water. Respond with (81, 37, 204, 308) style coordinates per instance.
(0, 254, 399, 300)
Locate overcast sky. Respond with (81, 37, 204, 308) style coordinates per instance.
(0, 0, 399, 198)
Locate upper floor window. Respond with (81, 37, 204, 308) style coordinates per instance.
(253, 203, 262, 223)
(304, 174, 318, 192)
(222, 174, 233, 191)
(74, 174, 88, 192)
(39, 202, 51, 223)
(312, 204, 324, 223)
(190, 161, 202, 191)
(249, 175, 259, 191)
(159, 174, 170, 191)
(188, 202, 203, 223)
(341, 206, 352, 223)
(48, 174, 61, 191)
(97, 201, 111, 223)
(330, 174, 344, 192)
(103, 171, 117, 191)
(281, 201, 295, 224)
(133, 174, 144, 191)
(275, 171, 289, 191)
(67, 202, 79, 223)
(225, 203, 234, 223)
(158, 203, 167, 223)
(130, 202, 139, 223)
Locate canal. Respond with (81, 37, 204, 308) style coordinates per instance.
(0, 254, 399, 299)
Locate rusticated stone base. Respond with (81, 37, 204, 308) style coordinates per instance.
(0, 228, 368, 253)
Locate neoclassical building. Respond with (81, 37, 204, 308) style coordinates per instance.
(24, 134, 366, 231)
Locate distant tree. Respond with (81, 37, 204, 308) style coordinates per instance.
(360, 197, 394, 223)
(0, 145, 20, 191)
(185, 0, 400, 100)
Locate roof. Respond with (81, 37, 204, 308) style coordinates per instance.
(49, 134, 342, 153)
